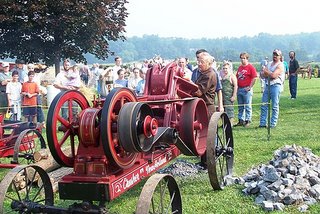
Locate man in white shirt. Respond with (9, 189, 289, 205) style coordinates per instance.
(111, 56, 122, 81)
(178, 57, 192, 81)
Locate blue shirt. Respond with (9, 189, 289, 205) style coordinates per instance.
(114, 79, 128, 87)
(136, 79, 145, 95)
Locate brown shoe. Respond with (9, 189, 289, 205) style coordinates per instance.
(244, 121, 250, 127)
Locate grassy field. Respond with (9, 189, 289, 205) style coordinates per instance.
(1, 77, 320, 213)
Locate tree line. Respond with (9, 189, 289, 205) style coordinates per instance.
(91, 32, 320, 64)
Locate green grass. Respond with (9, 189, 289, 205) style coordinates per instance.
(1, 77, 320, 213)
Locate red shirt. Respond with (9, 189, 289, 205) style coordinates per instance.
(236, 64, 257, 88)
(22, 81, 39, 106)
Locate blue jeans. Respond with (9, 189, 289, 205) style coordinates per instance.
(237, 87, 253, 122)
(259, 84, 281, 127)
(289, 75, 297, 98)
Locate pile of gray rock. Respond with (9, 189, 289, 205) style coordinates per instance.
(241, 144, 320, 212)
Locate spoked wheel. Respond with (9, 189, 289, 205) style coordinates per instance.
(100, 88, 139, 169)
(136, 174, 182, 214)
(207, 112, 234, 190)
(0, 165, 54, 213)
(46, 90, 90, 167)
(179, 98, 208, 156)
(118, 102, 157, 153)
(12, 129, 46, 164)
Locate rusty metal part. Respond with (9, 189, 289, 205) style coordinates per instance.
(136, 173, 182, 214)
(118, 102, 157, 153)
(0, 165, 54, 213)
(100, 88, 138, 169)
(179, 98, 208, 156)
(78, 108, 101, 147)
(12, 129, 46, 164)
(207, 112, 234, 190)
(46, 90, 90, 167)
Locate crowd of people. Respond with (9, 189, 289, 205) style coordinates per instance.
(0, 59, 46, 127)
(0, 48, 299, 129)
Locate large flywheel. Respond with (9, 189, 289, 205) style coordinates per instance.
(179, 98, 208, 156)
(206, 112, 234, 190)
(100, 88, 139, 169)
(46, 90, 90, 167)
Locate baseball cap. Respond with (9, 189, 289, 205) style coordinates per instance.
(273, 49, 282, 56)
(2, 62, 9, 67)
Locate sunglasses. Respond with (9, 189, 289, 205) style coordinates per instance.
(273, 52, 280, 56)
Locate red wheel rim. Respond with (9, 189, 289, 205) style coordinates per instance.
(46, 90, 90, 167)
(100, 88, 138, 169)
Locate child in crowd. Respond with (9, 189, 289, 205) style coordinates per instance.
(135, 68, 148, 96)
(21, 71, 39, 123)
(6, 71, 22, 121)
(65, 65, 81, 89)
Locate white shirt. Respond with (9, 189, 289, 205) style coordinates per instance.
(6, 81, 22, 101)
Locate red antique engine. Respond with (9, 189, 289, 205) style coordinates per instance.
(0, 62, 234, 213)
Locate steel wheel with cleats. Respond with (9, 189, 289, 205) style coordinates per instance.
(136, 174, 182, 214)
(206, 112, 234, 190)
(0, 165, 53, 213)
(12, 129, 46, 164)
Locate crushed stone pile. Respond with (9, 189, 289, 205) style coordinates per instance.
(241, 144, 320, 212)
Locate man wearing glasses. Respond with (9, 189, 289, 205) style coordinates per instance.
(259, 49, 285, 128)
(235, 52, 257, 127)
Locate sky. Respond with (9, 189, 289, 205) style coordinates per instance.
(125, 0, 320, 39)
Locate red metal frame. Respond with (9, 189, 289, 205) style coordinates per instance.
(0, 114, 41, 168)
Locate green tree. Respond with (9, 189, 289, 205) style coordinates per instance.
(0, 0, 128, 74)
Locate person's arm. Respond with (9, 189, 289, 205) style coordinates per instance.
(246, 66, 257, 91)
(295, 60, 300, 75)
(217, 90, 224, 112)
(262, 64, 284, 79)
(6, 84, 12, 107)
(230, 74, 238, 102)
